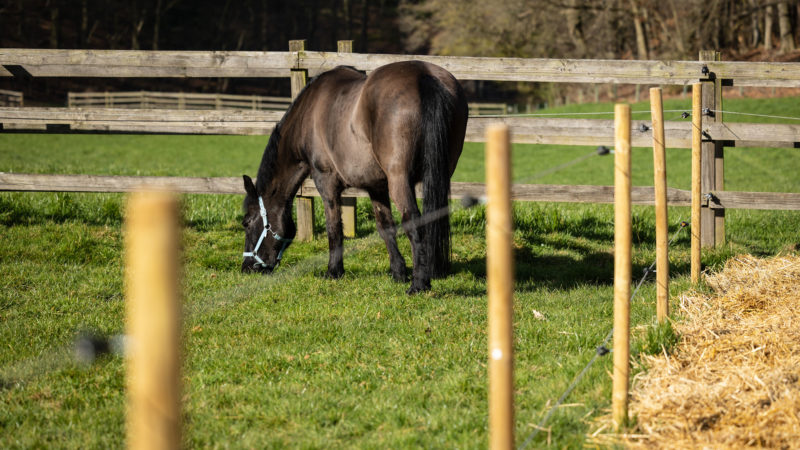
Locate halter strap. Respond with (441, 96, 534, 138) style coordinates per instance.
(242, 196, 293, 269)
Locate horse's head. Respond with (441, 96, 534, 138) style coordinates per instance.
(241, 174, 295, 274)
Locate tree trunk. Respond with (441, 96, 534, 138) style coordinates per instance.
(668, 0, 686, 54)
(750, 0, 761, 47)
(564, 0, 587, 57)
(630, 0, 649, 59)
(765, 4, 774, 50)
(360, 0, 369, 52)
(153, 0, 162, 50)
(778, 1, 796, 52)
(80, 0, 88, 47)
(50, 6, 59, 49)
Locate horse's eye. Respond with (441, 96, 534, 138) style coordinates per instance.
(241, 218, 248, 228)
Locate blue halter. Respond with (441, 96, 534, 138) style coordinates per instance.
(242, 196, 292, 270)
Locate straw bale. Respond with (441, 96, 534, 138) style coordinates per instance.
(590, 255, 800, 448)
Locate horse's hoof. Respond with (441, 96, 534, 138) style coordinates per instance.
(391, 271, 409, 283)
(406, 280, 431, 295)
(325, 269, 344, 279)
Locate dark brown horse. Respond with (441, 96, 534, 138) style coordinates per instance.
(241, 61, 468, 293)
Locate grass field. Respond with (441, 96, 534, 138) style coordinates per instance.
(1, 96, 799, 448)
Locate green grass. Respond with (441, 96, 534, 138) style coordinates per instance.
(1, 96, 800, 448)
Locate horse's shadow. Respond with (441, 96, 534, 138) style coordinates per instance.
(445, 229, 694, 297)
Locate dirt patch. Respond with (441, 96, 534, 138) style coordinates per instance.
(592, 254, 800, 448)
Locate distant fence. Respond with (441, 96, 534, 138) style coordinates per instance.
(68, 90, 507, 116)
(68, 91, 291, 111)
(0, 89, 22, 107)
(2, 42, 800, 245)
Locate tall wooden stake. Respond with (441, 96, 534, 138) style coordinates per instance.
(125, 190, 181, 450)
(290, 39, 315, 242)
(691, 83, 702, 284)
(486, 124, 514, 450)
(612, 104, 631, 430)
(650, 88, 669, 322)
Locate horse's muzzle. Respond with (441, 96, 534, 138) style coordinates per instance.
(241, 261, 274, 274)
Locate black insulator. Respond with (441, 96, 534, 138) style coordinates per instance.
(75, 332, 111, 364)
(596, 346, 610, 356)
(681, 112, 690, 119)
(680, 221, 689, 228)
(461, 195, 480, 209)
(596, 145, 610, 156)
(639, 123, 650, 132)
(701, 65, 709, 75)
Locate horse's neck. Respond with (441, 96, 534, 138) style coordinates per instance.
(260, 155, 309, 205)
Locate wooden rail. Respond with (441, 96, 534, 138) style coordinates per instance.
(4, 49, 800, 86)
(2, 172, 798, 210)
(0, 89, 23, 107)
(2, 107, 799, 149)
(68, 91, 292, 111)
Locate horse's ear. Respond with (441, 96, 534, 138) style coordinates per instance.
(243, 175, 257, 197)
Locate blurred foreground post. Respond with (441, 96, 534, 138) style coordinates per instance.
(612, 104, 631, 430)
(486, 124, 514, 449)
(650, 88, 669, 322)
(125, 190, 181, 450)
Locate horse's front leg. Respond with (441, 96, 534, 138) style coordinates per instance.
(314, 176, 345, 279)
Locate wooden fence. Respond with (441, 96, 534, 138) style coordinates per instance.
(68, 90, 507, 116)
(0, 89, 23, 107)
(68, 91, 291, 111)
(2, 42, 800, 245)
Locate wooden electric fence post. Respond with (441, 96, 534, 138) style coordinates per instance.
(612, 104, 631, 430)
(290, 39, 315, 242)
(691, 83, 702, 284)
(338, 40, 357, 239)
(699, 50, 725, 248)
(125, 190, 181, 450)
(650, 88, 669, 322)
(486, 124, 514, 450)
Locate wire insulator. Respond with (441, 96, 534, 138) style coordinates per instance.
(460, 195, 479, 209)
(596, 145, 610, 156)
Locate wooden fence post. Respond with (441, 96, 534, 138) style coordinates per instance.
(612, 104, 631, 430)
(486, 124, 514, 450)
(699, 50, 725, 247)
(650, 88, 669, 322)
(691, 83, 703, 284)
(290, 40, 315, 242)
(338, 40, 357, 239)
(125, 190, 181, 450)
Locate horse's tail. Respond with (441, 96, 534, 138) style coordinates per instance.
(418, 73, 458, 279)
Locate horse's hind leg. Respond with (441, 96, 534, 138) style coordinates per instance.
(369, 190, 407, 282)
(387, 179, 430, 294)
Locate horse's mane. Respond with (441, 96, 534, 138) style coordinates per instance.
(254, 66, 363, 195)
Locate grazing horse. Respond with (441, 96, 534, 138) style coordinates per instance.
(241, 61, 468, 293)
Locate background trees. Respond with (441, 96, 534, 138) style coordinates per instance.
(1, 0, 798, 103)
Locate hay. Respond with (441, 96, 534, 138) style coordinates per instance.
(591, 254, 800, 448)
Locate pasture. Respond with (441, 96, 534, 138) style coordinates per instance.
(1, 95, 799, 447)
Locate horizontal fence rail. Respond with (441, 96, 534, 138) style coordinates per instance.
(68, 91, 292, 111)
(0, 89, 23, 106)
(4, 49, 800, 86)
(3, 173, 800, 210)
(2, 107, 799, 148)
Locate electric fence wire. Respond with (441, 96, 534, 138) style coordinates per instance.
(518, 219, 689, 450)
